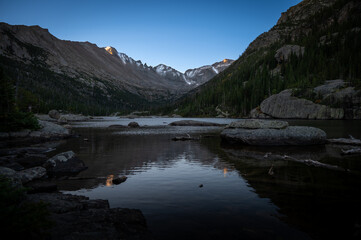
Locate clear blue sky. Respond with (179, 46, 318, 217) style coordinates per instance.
(0, 0, 302, 72)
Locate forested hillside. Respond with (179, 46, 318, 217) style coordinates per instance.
(172, 0, 361, 117)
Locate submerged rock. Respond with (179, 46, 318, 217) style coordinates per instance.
(108, 124, 127, 128)
(169, 120, 223, 126)
(128, 122, 140, 128)
(112, 176, 127, 185)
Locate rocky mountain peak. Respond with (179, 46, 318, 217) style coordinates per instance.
(276, 0, 338, 25)
(104, 46, 118, 56)
(246, 0, 341, 54)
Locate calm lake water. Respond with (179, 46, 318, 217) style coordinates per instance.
(55, 117, 361, 240)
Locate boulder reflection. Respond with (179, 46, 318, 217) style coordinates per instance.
(219, 144, 361, 240)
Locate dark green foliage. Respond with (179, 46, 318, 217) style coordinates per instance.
(171, 0, 361, 117)
(1, 111, 40, 132)
(0, 67, 15, 115)
(0, 176, 53, 239)
(0, 68, 40, 131)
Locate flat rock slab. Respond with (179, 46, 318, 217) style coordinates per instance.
(169, 120, 223, 126)
(221, 126, 327, 146)
(226, 119, 289, 129)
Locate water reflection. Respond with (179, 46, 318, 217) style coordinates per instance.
(106, 174, 114, 187)
(218, 144, 361, 240)
(56, 122, 361, 240)
(223, 168, 228, 177)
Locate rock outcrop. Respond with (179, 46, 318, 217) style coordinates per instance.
(259, 89, 344, 119)
(246, 0, 338, 53)
(221, 119, 327, 146)
(274, 45, 305, 63)
(1, 145, 151, 239)
(0, 120, 71, 141)
(252, 80, 361, 119)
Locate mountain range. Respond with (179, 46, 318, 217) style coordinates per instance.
(1, 0, 360, 118)
(0, 22, 233, 114)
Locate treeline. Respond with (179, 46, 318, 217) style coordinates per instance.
(169, 0, 361, 117)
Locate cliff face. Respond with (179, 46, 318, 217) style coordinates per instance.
(246, 0, 339, 53)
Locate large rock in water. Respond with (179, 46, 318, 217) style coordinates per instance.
(226, 119, 288, 129)
(221, 120, 327, 146)
(43, 151, 87, 177)
(128, 121, 140, 128)
(259, 89, 344, 119)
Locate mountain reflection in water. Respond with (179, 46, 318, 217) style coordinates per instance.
(56, 120, 361, 240)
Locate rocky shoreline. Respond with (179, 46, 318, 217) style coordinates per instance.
(0, 114, 152, 239)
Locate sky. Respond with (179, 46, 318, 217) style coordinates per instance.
(0, 0, 302, 73)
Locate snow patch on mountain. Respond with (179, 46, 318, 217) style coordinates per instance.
(104, 46, 233, 86)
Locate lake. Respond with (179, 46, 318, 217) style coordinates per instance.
(54, 117, 361, 240)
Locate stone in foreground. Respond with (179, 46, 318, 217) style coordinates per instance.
(221, 126, 327, 146)
(26, 193, 152, 239)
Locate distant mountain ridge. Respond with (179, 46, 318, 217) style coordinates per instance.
(103, 46, 234, 87)
(0, 22, 233, 114)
